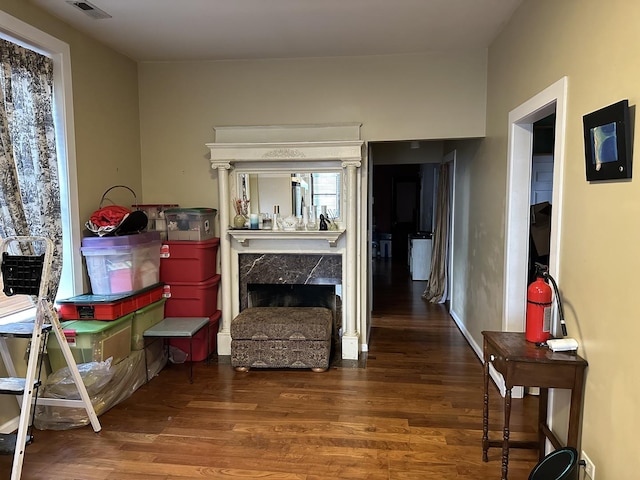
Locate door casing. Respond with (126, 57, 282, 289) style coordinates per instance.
(502, 77, 568, 439)
(503, 77, 568, 334)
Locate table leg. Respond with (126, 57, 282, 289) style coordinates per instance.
(567, 368, 586, 448)
(189, 337, 193, 384)
(143, 343, 149, 383)
(482, 344, 490, 462)
(206, 323, 210, 365)
(538, 387, 549, 460)
(502, 386, 512, 480)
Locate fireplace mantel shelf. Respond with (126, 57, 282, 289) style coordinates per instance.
(227, 229, 345, 247)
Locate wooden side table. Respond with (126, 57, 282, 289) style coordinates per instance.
(481, 331, 588, 480)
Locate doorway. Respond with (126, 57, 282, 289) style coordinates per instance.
(369, 142, 443, 317)
(529, 114, 555, 284)
(503, 77, 567, 334)
(502, 78, 568, 429)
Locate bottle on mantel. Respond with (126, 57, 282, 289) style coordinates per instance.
(272, 205, 280, 230)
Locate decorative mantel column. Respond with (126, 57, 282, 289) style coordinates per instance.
(210, 160, 232, 355)
(342, 158, 362, 360)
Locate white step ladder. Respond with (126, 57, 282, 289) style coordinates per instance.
(0, 236, 101, 480)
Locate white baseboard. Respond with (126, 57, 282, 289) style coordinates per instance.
(449, 309, 523, 399)
(0, 416, 19, 434)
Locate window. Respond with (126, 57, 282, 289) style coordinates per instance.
(0, 12, 82, 324)
(311, 173, 341, 218)
(0, 287, 33, 319)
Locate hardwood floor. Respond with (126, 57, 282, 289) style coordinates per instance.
(2, 258, 539, 479)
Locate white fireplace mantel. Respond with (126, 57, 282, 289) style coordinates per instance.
(207, 124, 366, 361)
(227, 229, 345, 247)
(207, 141, 363, 166)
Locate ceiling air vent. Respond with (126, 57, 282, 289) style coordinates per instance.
(66, 1, 112, 20)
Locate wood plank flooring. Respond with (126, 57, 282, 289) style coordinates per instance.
(1, 258, 539, 479)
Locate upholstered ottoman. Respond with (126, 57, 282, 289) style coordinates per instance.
(231, 307, 332, 372)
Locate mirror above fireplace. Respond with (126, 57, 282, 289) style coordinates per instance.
(236, 171, 342, 219)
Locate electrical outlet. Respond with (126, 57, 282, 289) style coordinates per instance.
(581, 451, 596, 479)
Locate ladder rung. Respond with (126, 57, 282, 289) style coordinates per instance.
(0, 433, 33, 455)
(0, 322, 52, 338)
(0, 377, 40, 395)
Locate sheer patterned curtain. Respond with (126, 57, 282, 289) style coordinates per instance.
(0, 39, 62, 301)
(422, 162, 449, 304)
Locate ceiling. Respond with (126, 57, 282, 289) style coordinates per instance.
(30, 0, 524, 62)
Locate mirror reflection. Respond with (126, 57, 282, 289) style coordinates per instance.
(237, 172, 341, 220)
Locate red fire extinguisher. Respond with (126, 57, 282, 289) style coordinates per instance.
(526, 264, 553, 343)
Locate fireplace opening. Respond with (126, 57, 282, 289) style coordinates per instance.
(247, 283, 342, 340)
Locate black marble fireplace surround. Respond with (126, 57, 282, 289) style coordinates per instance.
(248, 284, 336, 309)
(238, 254, 342, 311)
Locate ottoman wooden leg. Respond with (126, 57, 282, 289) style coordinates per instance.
(234, 366, 250, 372)
(311, 367, 328, 373)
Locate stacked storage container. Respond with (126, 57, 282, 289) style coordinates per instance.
(160, 208, 220, 361)
(133, 204, 178, 241)
(50, 231, 166, 373)
(51, 284, 167, 372)
(48, 311, 136, 372)
(80, 231, 162, 295)
(165, 207, 217, 241)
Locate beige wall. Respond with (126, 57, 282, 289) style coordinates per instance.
(371, 141, 444, 165)
(0, 0, 141, 226)
(446, 138, 482, 332)
(0, 0, 140, 427)
(137, 51, 488, 209)
(459, 0, 640, 477)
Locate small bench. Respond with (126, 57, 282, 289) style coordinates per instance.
(231, 307, 332, 372)
(143, 316, 210, 383)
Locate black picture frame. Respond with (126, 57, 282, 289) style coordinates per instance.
(583, 99, 632, 181)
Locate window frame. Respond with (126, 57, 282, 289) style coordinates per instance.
(310, 172, 341, 218)
(0, 11, 82, 324)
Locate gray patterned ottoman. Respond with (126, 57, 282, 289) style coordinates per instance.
(231, 307, 332, 372)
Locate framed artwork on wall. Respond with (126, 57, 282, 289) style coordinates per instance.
(583, 99, 633, 181)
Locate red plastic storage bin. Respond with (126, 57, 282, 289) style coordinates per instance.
(57, 283, 164, 321)
(169, 310, 220, 362)
(160, 238, 219, 283)
(163, 274, 220, 317)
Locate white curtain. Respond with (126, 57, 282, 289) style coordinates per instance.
(0, 39, 62, 301)
(422, 163, 449, 304)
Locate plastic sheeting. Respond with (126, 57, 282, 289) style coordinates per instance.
(34, 341, 167, 430)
